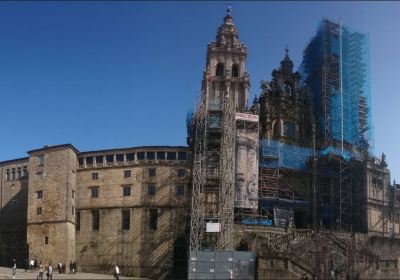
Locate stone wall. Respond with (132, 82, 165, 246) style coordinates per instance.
(75, 148, 190, 278)
(0, 158, 29, 267)
(27, 145, 77, 266)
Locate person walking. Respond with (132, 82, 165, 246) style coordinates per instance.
(46, 263, 53, 280)
(69, 260, 72, 274)
(38, 261, 44, 280)
(11, 258, 16, 279)
(72, 261, 77, 274)
(34, 259, 38, 271)
(30, 259, 35, 272)
(114, 264, 120, 280)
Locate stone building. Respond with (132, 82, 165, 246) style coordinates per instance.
(0, 158, 29, 267)
(1, 8, 400, 280)
(1, 144, 190, 279)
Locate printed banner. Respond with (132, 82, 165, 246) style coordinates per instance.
(235, 129, 259, 209)
(235, 112, 259, 122)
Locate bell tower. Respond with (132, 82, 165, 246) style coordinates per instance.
(202, 6, 250, 112)
(190, 7, 251, 252)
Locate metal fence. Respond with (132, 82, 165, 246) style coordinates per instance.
(188, 250, 256, 279)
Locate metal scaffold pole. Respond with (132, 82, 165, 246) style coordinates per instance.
(217, 88, 236, 250)
(189, 87, 209, 252)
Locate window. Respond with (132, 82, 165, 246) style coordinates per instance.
(116, 154, 124, 162)
(232, 64, 240, 77)
(95, 156, 103, 165)
(5, 170, 10, 181)
(86, 157, 93, 165)
(92, 172, 99, 180)
(76, 211, 80, 230)
(122, 209, 130, 230)
(206, 192, 218, 214)
(17, 167, 21, 179)
(209, 115, 221, 128)
(147, 152, 155, 160)
(78, 158, 84, 166)
(216, 63, 224, 77)
(167, 152, 176, 160)
(123, 185, 131, 196)
(91, 210, 99, 231)
(283, 121, 296, 138)
(11, 169, 16, 180)
(149, 209, 158, 230)
(37, 172, 44, 180)
(283, 83, 292, 96)
(37, 191, 43, 199)
(22, 166, 28, 178)
(176, 186, 185, 196)
(178, 152, 187, 160)
(106, 155, 114, 164)
(137, 152, 145, 160)
(124, 170, 131, 178)
(91, 187, 99, 198)
(148, 185, 156, 196)
(157, 152, 165, 160)
(38, 155, 44, 166)
(149, 168, 156, 177)
(126, 153, 135, 161)
(72, 190, 75, 199)
(44, 236, 48, 245)
(37, 207, 42, 215)
(72, 206, 75, 215)
(178, 169, 186, 178)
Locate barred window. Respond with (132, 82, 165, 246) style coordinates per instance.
(91, 210, 99, 231)
(148, 185, 156, 196)
(122, 209, 130, 230)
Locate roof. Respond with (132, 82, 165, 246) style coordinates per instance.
(0, 157, 29, 165)
(27, 144, 80, 155)
(79, 145, 189, 156)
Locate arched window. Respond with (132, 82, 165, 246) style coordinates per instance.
(216, 63, 224, 77)
(283, 83, 292, 96)
(283, 121, 296, 138)
(232, 64, 240, 77)
(273, 121, 281, 137)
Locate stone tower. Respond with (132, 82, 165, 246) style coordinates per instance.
(27, 145, 77, 265)
(190, 7, 251, 250)
(202, 7, 250, 113)
(259, 49, 314, 147)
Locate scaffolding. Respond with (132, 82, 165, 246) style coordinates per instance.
(294, 18, 373, 230)
(300, 19, 373, 156)
(217, 91, 236, 250)
(189, 89, 208, 252)
(258, 140, 313, 227)
(257, 137, 366, 230)
(189, 80, 237, 251)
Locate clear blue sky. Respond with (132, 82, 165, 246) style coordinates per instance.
(0, 1, 399, 181)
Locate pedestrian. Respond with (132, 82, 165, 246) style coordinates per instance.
(30, 259, 35, 272)
(34, 259, 38, 271)
(46, 263, 53, 280)
(25, 258, 29, 272)
(114, 264, 120, 280)
(72, 261, 77, 274)
(69, 260, 72, 274)
(38, 261, 44, 280)
(11, 258, 16, 279)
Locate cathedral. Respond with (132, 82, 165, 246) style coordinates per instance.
(1, 8, 400, 280)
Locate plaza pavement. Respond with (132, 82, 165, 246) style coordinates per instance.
(0, 267, 147, 280)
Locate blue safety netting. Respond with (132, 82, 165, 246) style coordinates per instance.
(260, 139, 314, 170)
(300, 19, 374, 155)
